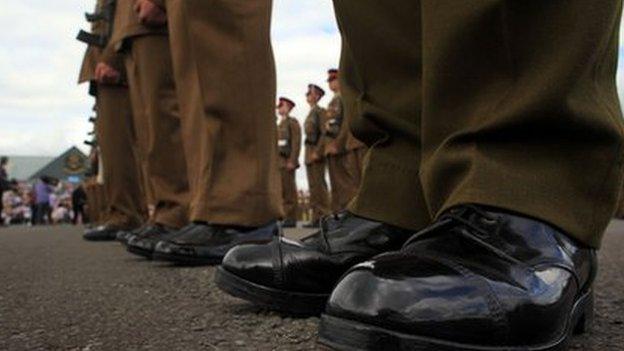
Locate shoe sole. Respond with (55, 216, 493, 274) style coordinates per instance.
(318, 290, 594, 351)
(152, 251, 222, 266)
(83, 236, 117, 242)
(126, 244, 154, 260)
(214, 267, 329, 316)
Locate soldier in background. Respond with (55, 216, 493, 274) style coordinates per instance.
(276, 97, 302, 228)
(106, 0, 191, 255)
(324, 69, 359, 212)
(78, 0, 147, 241)
(302, 84, 331, 228)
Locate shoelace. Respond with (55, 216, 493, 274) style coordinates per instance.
(295, 211, 350, 253)
(404, 205, 524, 266)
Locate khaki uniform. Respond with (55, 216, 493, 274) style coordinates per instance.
(108, 0, 190, 229)
(78, 0, 146, 229)
(325, 93, 359, 212)
(165, 0, 282, 227)
(278, 116, 302, 222)
(336, 0, 624, 248)
(304, 105, 331, 222)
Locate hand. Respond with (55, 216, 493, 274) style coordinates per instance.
(134, 0, 167, 26)
(95, 62, 120, 84)
(326, 143, 339, 156)
(311, 152, 320, 162)
(286, 161, 297, 171)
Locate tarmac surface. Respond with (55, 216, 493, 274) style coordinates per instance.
(0, 222, 623, 351)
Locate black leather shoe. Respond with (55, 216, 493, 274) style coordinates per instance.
(215, 212, 413, 315)
(319, 205, 596, 351)
(126, 224, 177, 259)
(153, 222, 278, 266)
(83, 225, 124, 242)
(282, 219, 297, 228)
(116, 225, 150, 244)
(303, 220, 320, 229)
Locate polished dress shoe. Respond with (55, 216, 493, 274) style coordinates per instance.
(282, 219, 297, 228)
(153, 222, 278, 266)
(126, 224, 177, 259)
(215, 212, 413, 315)
(83, 225, 125, 242)
(116, 225, 151, 244)
(303, 220, 320, 229)
(319, 205, 596, 351)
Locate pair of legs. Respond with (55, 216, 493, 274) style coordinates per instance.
(306, 161, 331, 224)
(135, 0, 281, 265)
(340, 0, 624, 245)
(125, 35, 190, 230)
(280, 168, 298, 224)
(84, 85, 147, 241)
(327, 153, 358, 212)
(94, 85, 147, 229)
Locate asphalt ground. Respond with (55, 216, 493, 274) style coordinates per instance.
(0, 222, 623, 351)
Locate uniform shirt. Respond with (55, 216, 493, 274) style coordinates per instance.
(324, 93, 349, 156)
(78, 0, 126, 85)
(304, 105, 327, 165)
(277, 116, 302, 169)
(108, 0, 168, 51)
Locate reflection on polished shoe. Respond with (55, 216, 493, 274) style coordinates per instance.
(126, 224, 178, 259)
(319, 205, 596, 351)
(215, 212, 413, 315)
(83, 224, 126, 242)
(152, 222, 278, 266)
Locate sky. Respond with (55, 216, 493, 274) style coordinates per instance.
(1, 1, 624, 187)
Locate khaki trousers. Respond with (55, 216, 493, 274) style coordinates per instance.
(328, 153, 359, 213)
(126, 35, 190, 229)
(166, 0, 282, 227)
(84, 179, 99, 224)
(336, 0, 624, 248)
(280, 168, 298, 222)
(345, 147, 367, 189)
(306, 161, 331, 222)
(96, 85, 146, 228)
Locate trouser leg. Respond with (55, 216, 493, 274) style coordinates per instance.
(166, 0, 282, 226)
(126, 35, 190, 229)
(281, 168, 298, 222)
(334, 0, 431, 231)
(328, 154, 358, 212)
(306, 162, 331, 222)
(419, 0, 624, 248)
(96, 85, 146, 228)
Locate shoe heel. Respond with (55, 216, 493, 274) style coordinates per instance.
(573, 290, 594, 335)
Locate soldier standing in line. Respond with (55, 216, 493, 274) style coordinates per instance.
(276, 97, 302, 228)
(302, 84, 331, 228)
(78, 0, 147, 241)
(149, 0, 281, 266)
(324, 69, 359, 212)
(105, 0, 191, 256)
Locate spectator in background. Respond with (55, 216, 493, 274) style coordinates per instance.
(0, 156, 9, 225)
(34, 176, 53, 225)
(72, 184, 87, 225)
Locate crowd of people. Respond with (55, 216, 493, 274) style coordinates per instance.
(0, 157, 87, 226)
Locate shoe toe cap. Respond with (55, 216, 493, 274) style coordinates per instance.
(326, 254, 508, 345)
(222, 243, 276, 287)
